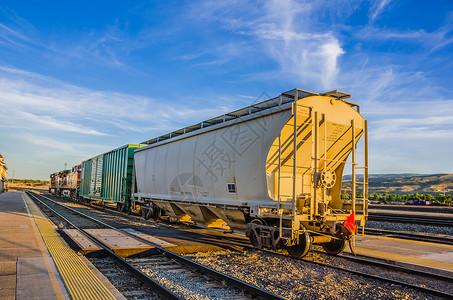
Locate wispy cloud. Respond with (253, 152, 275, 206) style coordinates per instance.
(372, 115, 453, 140)
(357, 26, 453, 53)
(0, 23, 34, 47)
(2, 110, 107, 136)
(188, 0, 345, 89)
(369, 0, 392, 21)
(356, 12, 453, 54)
(0, 13, 142, 72)
(249, 21, 344, 89)
(0, 66, 231, 137)
(19, 134, 96, 153)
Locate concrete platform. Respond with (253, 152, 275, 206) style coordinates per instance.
(0, 191, 67, 300)
(121, 228, 176, 247)
(62, 229, 103, 254)
(0, 192, 124, 300)
(84, 229, 155, 257)
(347, 234, 453, 277)
(62, 228, 176, 257)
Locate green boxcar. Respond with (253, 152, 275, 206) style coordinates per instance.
(79, 144, 141, 206)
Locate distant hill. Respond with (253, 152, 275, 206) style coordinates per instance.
(342, 173, 453, 194)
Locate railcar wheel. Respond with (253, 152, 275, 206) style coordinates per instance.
(322, 238, 346, 255)
(248, 219, 265, 248)
(116, 203, 123, 212)
(249, 230, 260, 248)
(153, 207, 162, 220)
(286, 232, 311, 258)
(141, 207, 151, 219)
(144, 207, 153, 220)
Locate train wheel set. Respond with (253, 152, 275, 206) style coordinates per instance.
(49, 88, 369, 258)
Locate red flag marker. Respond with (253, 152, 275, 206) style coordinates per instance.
(343, 211, 357, 235)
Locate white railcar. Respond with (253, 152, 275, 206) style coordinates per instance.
(133, 89, 368, 257)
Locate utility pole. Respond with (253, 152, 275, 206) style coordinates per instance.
(64, 162, 67, 170)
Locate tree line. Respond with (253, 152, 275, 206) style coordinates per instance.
(8, 179, 50, 185)
(341, 192, 452, 206)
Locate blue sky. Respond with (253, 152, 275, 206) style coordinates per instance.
(1, 0, 452, 180)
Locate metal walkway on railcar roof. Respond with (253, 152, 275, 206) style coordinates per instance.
(141, 88, 352, 145)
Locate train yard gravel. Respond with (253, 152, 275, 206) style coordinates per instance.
(89, 257, 163, 300)
(184, 250, 441, 300)
(128, 257, 250, 300)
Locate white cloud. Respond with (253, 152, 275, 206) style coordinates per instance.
(256, 0, 345, 89)
(249, 21, 344, 89)
(17, 111, 107, 135)
(371, 116, 453, 140)
(0, 66, 237, 178)
(0, 22, 35, 47)
(369, 0, 392, 21)
(364, 97, 453, 173)
(356, 16, 453, 53)
(0, 65, 235, 141)
(20, 134, 85, 152)
(191, 0, 345, 89)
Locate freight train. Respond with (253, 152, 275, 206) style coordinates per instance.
(49, 164, 81, 198)
(49, 88, 369, 258)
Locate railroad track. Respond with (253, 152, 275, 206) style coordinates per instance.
(369, 204, 453, 214)
(32, 191, 453, 299)
(364, 228, 453, 245)
(368, 212, 453, 227)
(26, 191, 286, 300)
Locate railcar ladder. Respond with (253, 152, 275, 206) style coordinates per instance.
(275, 91, 369, 240)
(276, 90, 313, 239)
(351, 119, 369, 235)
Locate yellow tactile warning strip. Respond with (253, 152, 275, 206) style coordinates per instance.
(23, 193, 116, 300)
(23, 194, 68, 300)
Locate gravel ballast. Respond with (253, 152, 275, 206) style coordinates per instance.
(129, 257, 250, 300)
(184, 250, 443, 300)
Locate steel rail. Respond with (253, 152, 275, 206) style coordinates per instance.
(363, 228, 453, 246)
(26, 191, 181, 300)
(368, 213, 453, 226)
(369, 204, 453, 214)
(28, 191, 287, 300)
